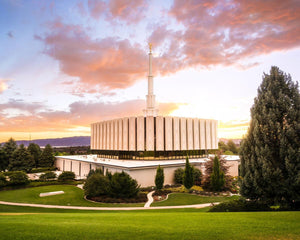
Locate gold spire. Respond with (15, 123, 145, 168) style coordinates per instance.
(149, 43, 152, 53)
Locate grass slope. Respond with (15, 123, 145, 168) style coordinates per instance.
(152, 193, 239, 206)
(0, 211, 299, 240)
(0, 185, 144, 207)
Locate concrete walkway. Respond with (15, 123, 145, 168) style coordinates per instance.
(144, 191, 155, 207)
(0, 200, 218, 211)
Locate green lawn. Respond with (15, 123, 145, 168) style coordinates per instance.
(152, 193, 239, 206)
(0, 185, 144, 207)
(0, 210, 299, 239)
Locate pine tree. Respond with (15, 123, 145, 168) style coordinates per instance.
(9, 144, 35, 172)
(183, 156, 194, 189)
(39, 144, 55, 167)
(0, 145, 8, 171)
(3, 138, 17, 169)
(211, 156, 225, 192)
(240, 66, 300, 206)
(155, 165, 164, 190)
(28, 143, 42, 168)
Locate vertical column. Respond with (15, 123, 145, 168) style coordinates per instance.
(136, 116, 145, 151)
(193, 118, 200, 149)
(206, 119, 212, 149)
(165, 116, 173, 151)
(118, 119, 123, 150)
(156, 116, 164, 151)
(103, 121, 107, 149)
(99, 122, 103, 150)
(107, 121, 111, 150)
(91, 123, 94, 149)
(123, 118, 129, 151)
(146, 116, 154, 151)
(187, 118, 194, 150)
(110, 121, 114, 150)
(129, 117, 136, 151)
(199, 119, 206, 149)
(114, 119, 118, 150)
(173, 117, 180, 150)
(97, 123, 101, 149)
(180, 118, 187, 150)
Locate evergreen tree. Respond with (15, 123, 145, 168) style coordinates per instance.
(110, 171, 139, 198)
(193, 167, 202, 186)
(0, 145, 8, 171)
(27, 143, 42, 168)
(174, 168, 184, 184)
(183, 156, 194, 189)
(3, 138, 17, 169)
(227, 140, 238, 154)
(39, 144, 55, 167)
(240, 66, 300, 206)
(155, 165, 164, 190)
(211, 156, 225, 192)
(9, 144, 35, 172)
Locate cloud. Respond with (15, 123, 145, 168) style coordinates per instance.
(7, 31, 14, 38)
(0, 99, 183, 132)
(165, 0, 300, 67)
(87, 0, 148, 23)
(0, 79, 9, 93)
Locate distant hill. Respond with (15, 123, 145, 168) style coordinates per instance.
(4, 136, 90, 147)
(219, 138, 242, 146)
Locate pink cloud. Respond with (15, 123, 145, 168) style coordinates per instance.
(0, 79, 9, 93)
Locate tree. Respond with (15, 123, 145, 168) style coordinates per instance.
(9, 171, 29, 185)
(240, 66, 300, 207)
(211, 156, 225, 191)
(193, 167, 202, 186)
(9, 144, 35, 172)
(110, 171, 139, 198)
(58, 171, 75, 181)
(0, 145, 8, 171)
(0, 173, 7, 187)
(84, 172, 110, 197)
(155, 165, 164, 190)
(218, 141, 228, 152)
(183, 156, 194, 189)
(28, 143, 42, 168)
(39, 144, 55, 167)
(3, 138, 17, 170)
(227, 140, 238, 154)
(174, 168, 184, 184)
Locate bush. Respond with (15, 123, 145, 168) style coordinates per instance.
(39, 171, 57, 181)
(29, 167, 56, 173)
(84, 173, 110, 197)
(58, 171, 75, 182)
(193, 167, 202, 186)
(209, 199, 271, 212)
(174, 168, 184, 184)
(110, 171, 140, 198)
(190, 185, 203, 193)
(0, 173, 7, 187)
(9, 171, 29, 185)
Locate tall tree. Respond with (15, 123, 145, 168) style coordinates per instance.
(9, 144, 35, 172)
(227, 140, 238, 154)
(155, 165, 164, 190)
(39, 144, 55, 167)
(183, 156, 194, 189)
(3, 138, 17, 169)
(0, 145, 8, 171)
(28, 143, 42, 168)
(211, 156, 225, 192)
(240, 66, 300, 206)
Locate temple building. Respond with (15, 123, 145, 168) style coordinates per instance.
(55, 45, 238, 187)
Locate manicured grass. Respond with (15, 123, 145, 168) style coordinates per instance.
(0, 185, 144, 207)
(0, 211, 299, 239)
(151, 193, 239, 206)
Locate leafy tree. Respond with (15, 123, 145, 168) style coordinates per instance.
(39, 144, 55, 167)
(193, 167, 202, 186)
(218, 141, 228, 152)
(0, 145, 8, 171)
(211, 156, 225, 191)
(9, 144, 35, 172)
(9, 171, 29, 185)
(28, 143, 42, 168)
(240, 66, 300, 207)
(84, 172, 110, 197)
(58, 171, 75, 181)
(227, 140, 238, 154)
(155, 165, 164, 190)
(174, 168, 184, 184)
(183, 156, 194, 189)
(3, 138, 17, 169)
(0, 173, 7, 187)
(110, 171, 139, 198)
(87, 168, 103, 179)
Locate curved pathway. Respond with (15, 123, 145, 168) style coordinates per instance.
(0, 200, 218, 211)
(144, 191, 155, 207)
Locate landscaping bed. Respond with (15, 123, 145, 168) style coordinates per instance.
(87, 192, 147, 203)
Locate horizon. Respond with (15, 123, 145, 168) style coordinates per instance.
(1, 0, 299, 142)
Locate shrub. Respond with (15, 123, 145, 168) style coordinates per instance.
(58, 171, 75, 182)
(155, 165, 164, 190)
(39, 171, 57, 181)
(174, 168, 184, 184)
(9, 171, 29, 185)
(84, 173, 110, 197)
(209, 199, 271, 212)
(0, 173, 7, 187)
(224, 150, 234, 155)
(183, 156, 194, 189)
(29, 167, 56, 173)
(86, 168, 103, 179)
(190, 185, 203, 193)
(110, 171, 139, 198)
(193, 167, 202, 186)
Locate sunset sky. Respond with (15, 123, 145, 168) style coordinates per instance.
(0, 0, 299, 143)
